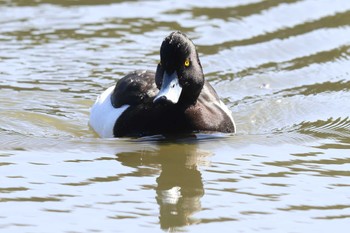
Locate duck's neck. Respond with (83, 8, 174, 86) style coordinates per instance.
(178, 85, 203, 107)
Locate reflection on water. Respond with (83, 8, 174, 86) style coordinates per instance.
(1, 0, 350, 232)
(116, 143, 208, 230)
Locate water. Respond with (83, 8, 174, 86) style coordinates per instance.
(1, 0, 350, 232)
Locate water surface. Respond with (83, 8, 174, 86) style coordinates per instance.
(1, 0, 350, 232)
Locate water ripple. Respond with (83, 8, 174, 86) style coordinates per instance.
(1, 1, 350, 232)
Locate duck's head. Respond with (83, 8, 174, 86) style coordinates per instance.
(154, 31, 204, 106)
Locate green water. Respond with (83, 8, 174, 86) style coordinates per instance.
(1, 0, 350, 232)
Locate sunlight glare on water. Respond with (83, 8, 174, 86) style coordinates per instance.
(1, 0, 350, 232)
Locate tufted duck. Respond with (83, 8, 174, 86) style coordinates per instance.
(89, 31, 235, 137)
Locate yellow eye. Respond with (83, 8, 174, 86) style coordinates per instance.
(184, 59, 190, 67)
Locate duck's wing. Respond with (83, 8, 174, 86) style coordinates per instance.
(199, 81, 221, 103)
(195, 81, 235, 133)
(111, 70, 158, 107)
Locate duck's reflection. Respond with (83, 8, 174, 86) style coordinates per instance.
(116, 142, 210, 230)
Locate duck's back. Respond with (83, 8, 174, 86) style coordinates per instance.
(89, 70, 158, 137)
(111, 70, 158, 107)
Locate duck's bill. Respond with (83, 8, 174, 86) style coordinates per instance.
(153, 71, 182, 104)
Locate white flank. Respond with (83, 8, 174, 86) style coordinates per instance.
(89, 86, 129, 138)
(217, 100, 236, 132)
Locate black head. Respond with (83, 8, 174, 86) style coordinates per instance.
(154, 31, 204, 106)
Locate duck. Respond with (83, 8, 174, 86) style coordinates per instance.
(89, 31, 235, 138)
